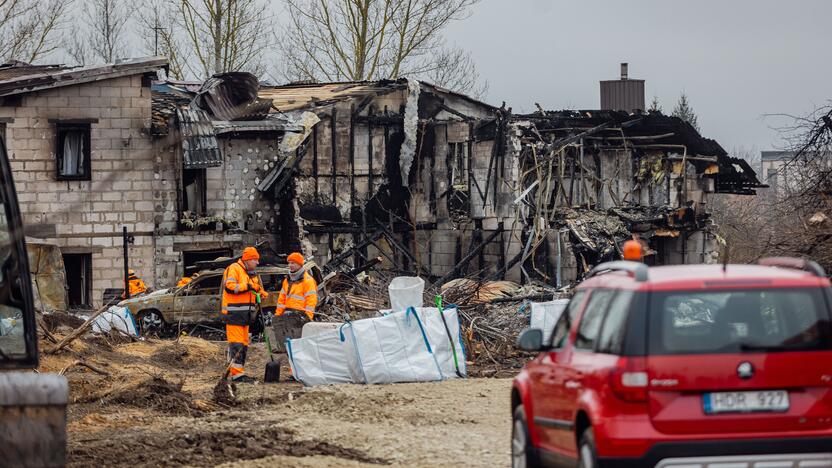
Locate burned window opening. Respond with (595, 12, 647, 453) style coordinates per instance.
(182, 168, 207, 216)
(55, 123, 91, 181)
(276, 197, 304, 256)
(450, 142, 469, 189)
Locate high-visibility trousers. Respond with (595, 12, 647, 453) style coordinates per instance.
(226, 324, 249, 378)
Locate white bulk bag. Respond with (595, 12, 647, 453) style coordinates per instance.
(347, 307, 443, 384)
(387, 276, 424, 312)
(286, 326, 355, 387)
(287, 306, 468, 387)
(413, 307, 467, 378)
(529, 299, 570, 343)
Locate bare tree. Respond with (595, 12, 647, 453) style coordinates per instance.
(422, 45, 487, 98)
(278, 0, 485, 94)
(713, 106, 832, 272)
(0, 0, 71, 63)
(170, 0, 272, 78)
(67, 0, 134, 66)
(137, 0, 186, 79)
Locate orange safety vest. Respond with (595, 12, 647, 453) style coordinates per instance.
(276, 271, 318, 320)
(221, 260, 264, 325)
(123, 276, 147, 298)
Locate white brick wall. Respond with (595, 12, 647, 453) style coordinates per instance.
(0, 75, 156, 306)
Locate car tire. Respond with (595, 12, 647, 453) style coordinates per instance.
(511, 405, 541, 468)
(137, 309, 165, 336)
(577, 428, 598, 468)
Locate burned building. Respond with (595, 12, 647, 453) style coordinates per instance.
(3, 57, 763, 307)
(151, 74, 762, 288)
(503, 110, 761, 284)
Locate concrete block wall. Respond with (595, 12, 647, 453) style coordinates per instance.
(0, 75, 157, 306)
(218, 136, 279, 229)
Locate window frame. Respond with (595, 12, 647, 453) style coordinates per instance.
(181, 168, 208, 216)
(187, 274, 223, 296)
(575, 288, 616, 351)
(596, 290, 636, 355)
(62, 253, 93, 308)
(647, 287, 832, 356)
(55, 123, 92, 181)
(549, 290, 587, 349)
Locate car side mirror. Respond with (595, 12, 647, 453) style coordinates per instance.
(516, 328, 547, 352)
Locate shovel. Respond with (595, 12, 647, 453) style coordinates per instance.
(258, 292, 281, 383)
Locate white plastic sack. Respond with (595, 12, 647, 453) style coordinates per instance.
(91, 306, 139, 337)
(287, 306, 466, 387)
(529, 300, 570, 343)
(388, 276, 424, 312)
(0, 317, 23, 336)
(286, 326, 355, 387)
(346, 308, 442, 384)
(413, 307, 467, 379)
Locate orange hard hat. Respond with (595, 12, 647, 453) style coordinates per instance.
(287, 252, 305, 266)
(622, 239, 643, 261)
(241, 247, 260, 261)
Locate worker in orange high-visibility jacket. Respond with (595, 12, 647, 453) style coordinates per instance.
(221, 247, 268, 383)
(122, 269, 147, 299)
(275, 252, 318, 321)
(176, 272, 200, 288)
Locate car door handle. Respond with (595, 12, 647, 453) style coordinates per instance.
(564, 380, 581, 389)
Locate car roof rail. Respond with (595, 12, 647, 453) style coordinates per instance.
(586, 261, 649, 282)
(757, 256, 826, 277)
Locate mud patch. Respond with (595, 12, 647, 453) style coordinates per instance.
(68, 425, 388, 467)
(212, 379, 239, 406)
(151, 337, 223, 370)
(102, 376, 205, 416)
(42, 311, 85, 332)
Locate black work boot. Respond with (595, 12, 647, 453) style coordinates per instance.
(232, 375, 258, 384)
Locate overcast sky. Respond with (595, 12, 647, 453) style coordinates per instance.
(440, 0, 832, 156)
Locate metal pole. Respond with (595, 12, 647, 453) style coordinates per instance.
(579, 138, 584, 206)
(123, 226, 130, 299)
(556, 230, 562, 288)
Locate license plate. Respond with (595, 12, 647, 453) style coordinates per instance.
(703, 390, 789, 414)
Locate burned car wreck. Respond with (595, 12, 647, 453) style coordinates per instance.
(117, 265, 289, 335)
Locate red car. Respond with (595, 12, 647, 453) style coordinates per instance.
(511, 258, 832, 467)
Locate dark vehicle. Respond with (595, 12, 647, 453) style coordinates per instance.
(0, 135, 68, 466)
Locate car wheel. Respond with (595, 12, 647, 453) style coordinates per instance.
(511, 405, 540, 468)
(138, 310, 165, 336)
(577, 428, 598, 468)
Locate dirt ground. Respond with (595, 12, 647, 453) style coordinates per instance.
(40, 331, 515, 467)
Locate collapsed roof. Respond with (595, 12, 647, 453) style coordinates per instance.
(510, 109, 764, 195)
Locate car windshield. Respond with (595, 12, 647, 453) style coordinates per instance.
(649, 288, 832, 355)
